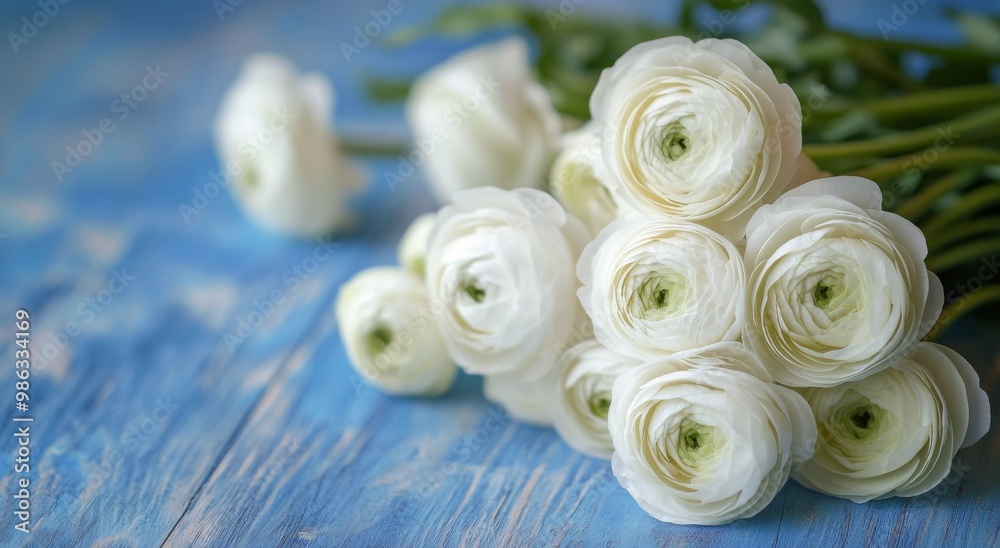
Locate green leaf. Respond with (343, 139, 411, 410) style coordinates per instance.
(926, 236, 1000, 271)
(361, 76, 413, 103)
(765, 0, 826, 31)
(930, 285, 1000, 339)
(382, 25, 426, 48)
(434, 4, 526, 36)
(895, 169, 978, 222)
(383, 4, 526, 46)
(705, 0, 748, 10)
(950, 11, 1000, 54)
(679, 0, 696, 29)
(818, 110, 880, 142)
(744, 8, 809, 70)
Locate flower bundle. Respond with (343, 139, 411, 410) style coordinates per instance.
(335, 35, 991, 525)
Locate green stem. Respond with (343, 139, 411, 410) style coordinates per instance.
(922, 183, 1000, 236)
(810, 84, 1000, 120)
(836, 32, 1000, 66)
(926, 237, 1000, 272)
(927, 217, 1000, 251)
(848, 148, 1000, 183)
(803, 105, 1000, 161)
(929, 285, 1000, 340)
(894, 169, 977, 221)
(339, 138, 410, 157)
(849, 43, 923, 92)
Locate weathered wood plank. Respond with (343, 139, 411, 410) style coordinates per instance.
(0, 201, 409, 546)
(0, 0, 425, 542)
(160, 301, 999, 547)
(2, 0, 999, 545)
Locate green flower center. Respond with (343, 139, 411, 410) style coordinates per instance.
(241, 162, 259, 189)
(660, 123, 691, 161)
(833, 396, 886, 440)
(588, 392, 612, 419)
(685, 430, 702, 449)
(677, 418, 722, 466)
(655, 288, 669, 307)
(411, 257, 426, 279)
(812, 274, 846, 310)
(852, 409, 874, 428)
(464, 283, 486, 303)
(366, 326, 393, 357)
(637, 271, 687, 320)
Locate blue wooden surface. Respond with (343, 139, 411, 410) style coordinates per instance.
(1, 0, 999, 546)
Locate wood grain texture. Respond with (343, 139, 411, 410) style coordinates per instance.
(1, 0, 999, 546)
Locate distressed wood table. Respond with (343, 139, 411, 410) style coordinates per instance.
(1, 0, 998, 545)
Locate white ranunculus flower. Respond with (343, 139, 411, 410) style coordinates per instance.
(578, 217, 746, 360)
(426, 187, 589, 381)
(549, 123, 621, 237)
(406, 37, 561, 202)
(589, 37, 802, 238)
(744, 177, 944, 387)
(793, 342, 990, 502)
(214, 53, 364, 237)
(484, 374, 554, 427)
(398, 212, 436, 278)
(549, 340, 640, 458)
(336, 267, 455, 396)
(609, 343, 817, 525)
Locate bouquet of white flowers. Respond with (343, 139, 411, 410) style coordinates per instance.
(331, 34, 991, 525)
(212, 1, 996, 526)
